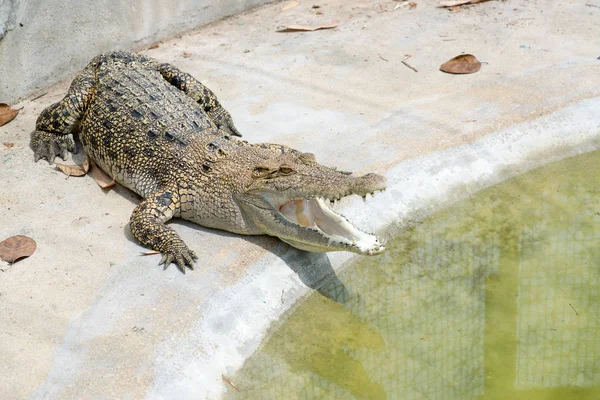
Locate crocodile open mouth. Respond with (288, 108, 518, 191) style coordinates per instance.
(275, 196, 385, 255)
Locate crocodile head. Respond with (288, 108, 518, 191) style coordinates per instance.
(235, 144, 387, 255)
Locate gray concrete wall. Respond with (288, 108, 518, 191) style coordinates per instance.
(0, 0, 272, 103)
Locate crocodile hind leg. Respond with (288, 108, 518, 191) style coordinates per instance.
(130, 187, 197, 273)
(31, 68, 95, 163)
(156, 63, 242, 137)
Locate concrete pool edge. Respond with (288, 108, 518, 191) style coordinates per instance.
(148, 97, 600, 398)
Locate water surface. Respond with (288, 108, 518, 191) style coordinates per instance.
(227, 150, 600, 399)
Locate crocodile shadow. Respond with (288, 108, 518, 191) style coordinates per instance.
(176, 220, 351, 304)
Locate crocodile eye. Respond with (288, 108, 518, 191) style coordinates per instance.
(279, 166, 294, 175)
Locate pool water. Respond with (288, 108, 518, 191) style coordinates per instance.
(227, 150, 600, 400)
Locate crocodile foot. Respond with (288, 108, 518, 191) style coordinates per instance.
(158, 242, 198, 274)
(207, 107, 242, 137)
(220, 121, 242, 137)
(31, 131, 77, 164)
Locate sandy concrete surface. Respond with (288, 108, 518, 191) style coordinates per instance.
(0, 0, 599, 398)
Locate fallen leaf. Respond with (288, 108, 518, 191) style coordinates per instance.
(140, 250, 160, 256)
(183, 51, 191, 58)
(56, 156, 90, 177)
(0, 235, 36, 263)
(148, 43, 160, 50)
(0, 103, 19, 127)
(3, 142, 14, 148)
(222, 375, 240, 392)
(440, 54, 481, 74)
(278, 20, 338, 32)
(282, 0, 299, 10)
(439, 0, 489, 7)
(89, 162, 116, 189)
(393, 0, 417, 10)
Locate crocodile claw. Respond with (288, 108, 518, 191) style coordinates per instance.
(31, 131, 77, 164)
(224, 121, 242, 137)
(208, 107, 242, 137)
(159, 248, 198, 274)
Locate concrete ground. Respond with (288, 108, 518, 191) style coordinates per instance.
(1, 0, 599, 399)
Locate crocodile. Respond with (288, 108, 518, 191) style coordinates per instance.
(31, 51, 386, 273)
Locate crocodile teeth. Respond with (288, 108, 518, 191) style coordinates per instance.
(274, 195, 385, 255)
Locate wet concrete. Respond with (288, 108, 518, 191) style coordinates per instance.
(0, 0, 599, 398)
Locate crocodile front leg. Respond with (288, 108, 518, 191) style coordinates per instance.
(156, 63, 242, 137)
(130, 187, 197, 273)
(31, 68, 95, 163)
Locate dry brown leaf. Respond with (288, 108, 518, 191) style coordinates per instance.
(148, 43, 160, 50)
(0, 103, 19, 127)
(56, 156, 90, 177)
(282, 0, 299, 10)
(0, 235, 37, 263)
(440, 0, 489, 7)
(393, 1, 417, 10)
(89, 162, 116, 189)
(440, 54, 481, 74)
(3, 142, 14, 148)
(140, 250, 160, 256)
(278, 20, 338, 32)
(222, 375, 240, 392)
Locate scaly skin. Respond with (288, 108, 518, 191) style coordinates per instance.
(32, 52, 386, 273)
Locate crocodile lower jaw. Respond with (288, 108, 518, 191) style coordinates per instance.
(276, 196, 386, 255)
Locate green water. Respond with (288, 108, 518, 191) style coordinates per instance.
(227, 151, 600, 400)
